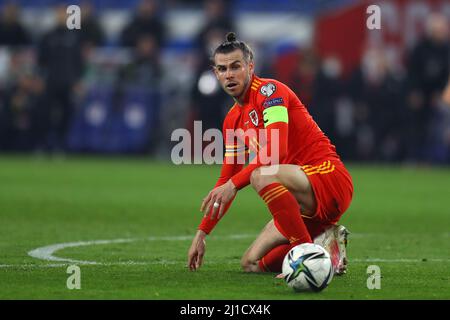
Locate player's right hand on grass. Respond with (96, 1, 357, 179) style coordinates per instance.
(188, 230, 207, 271)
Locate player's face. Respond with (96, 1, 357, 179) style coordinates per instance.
(214, 50, 254, 99)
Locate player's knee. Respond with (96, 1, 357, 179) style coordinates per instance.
(249, 168, 261, 188)
(250, 167, 278, 191)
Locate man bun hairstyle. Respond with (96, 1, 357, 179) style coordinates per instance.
(212, 32, 254, 63)
(226, 32, 237, 42)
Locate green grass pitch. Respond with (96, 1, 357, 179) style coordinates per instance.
(0, 156, 449, 299)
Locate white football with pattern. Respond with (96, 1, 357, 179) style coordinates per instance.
(282, 243, 334, 292)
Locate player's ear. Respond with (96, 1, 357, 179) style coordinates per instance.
(211, 55, 218, 78)
(213, 65, 220, 79)
(248, 60, 255, 74)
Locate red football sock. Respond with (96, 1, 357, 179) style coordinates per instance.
(258, 243, 294, 272)
(259, 183, 312, 245)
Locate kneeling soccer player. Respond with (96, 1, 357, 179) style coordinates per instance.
(187, 32, 353, 275)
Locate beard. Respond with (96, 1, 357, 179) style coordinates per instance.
(231, 74, 250, 98)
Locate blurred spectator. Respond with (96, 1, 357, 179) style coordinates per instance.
(1, 49, 44, 151)
(0, 95, 5, 150)
(79, 1, 105, 47)
(275, 48, 354, 160)
(120, 0, 166, 48)
(310, 56, 349, 158)
(37, 4, 84, 152)
(429, 74, 450, 163)
(0, 49, 8, 150)
(116, 33, 162, 91)
(405, 13, 449, 163)
(349, 47, 405, 162)
(288, 47, 319, 109)
(114, 33, 163, 153)
(283, 47, 341, 145)
(443, 76, 450, 107)
(190, 0, 234, 132)
(0, 2, 31, 46)
(195, 0, 233, 59)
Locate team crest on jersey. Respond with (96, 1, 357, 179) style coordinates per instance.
(260, 83, 276, 97)
(249, 109, 259, 126)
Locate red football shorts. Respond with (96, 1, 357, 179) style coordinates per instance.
(300, 159, 354, 239)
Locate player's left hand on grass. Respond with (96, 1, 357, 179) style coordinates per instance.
(200, 180, 237, 220)
(187, 230, 207, 271)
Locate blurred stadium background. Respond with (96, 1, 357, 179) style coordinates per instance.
(0, 0, 449, 163)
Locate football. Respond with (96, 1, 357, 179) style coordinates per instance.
(282, 243, 334, 292)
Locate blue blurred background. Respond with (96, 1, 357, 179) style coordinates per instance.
(0, 0, 449, 163)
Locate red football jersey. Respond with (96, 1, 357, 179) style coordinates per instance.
(198, 74, 341, 234)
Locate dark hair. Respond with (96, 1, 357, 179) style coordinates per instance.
(212, 32, 254, 64)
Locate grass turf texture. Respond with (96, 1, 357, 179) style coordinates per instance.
(0, 156, 449, 299)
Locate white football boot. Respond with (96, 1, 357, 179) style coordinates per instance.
(314, 225, 350, 275)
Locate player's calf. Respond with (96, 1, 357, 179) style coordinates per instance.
(240, 220, 289, 273)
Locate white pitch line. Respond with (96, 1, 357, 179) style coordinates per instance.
(28, 238, 138, 265)
(1, 257, 450, 269)
(26, 234, 257, 265)
(0, 259, 242, 269)
(0, 233, 447, 269)
(0, 263, 67, 268)
(352, 258, 450, 263)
